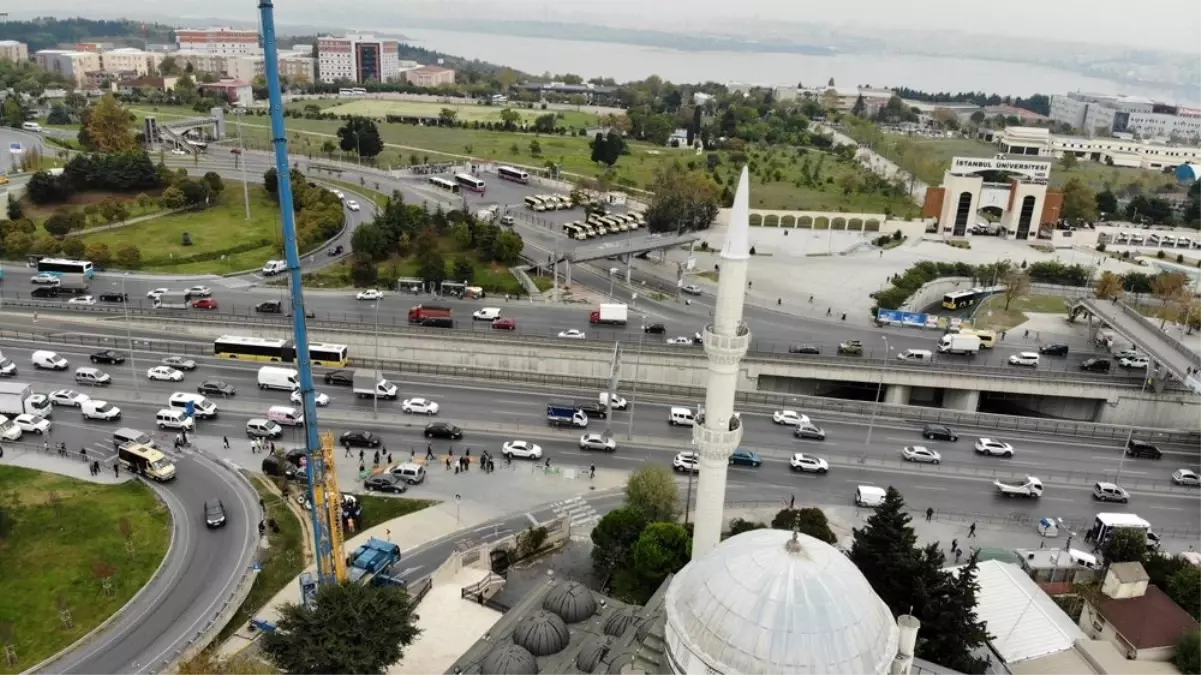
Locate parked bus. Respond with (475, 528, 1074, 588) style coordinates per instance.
(454, 173, 486, 194)
(562, 223, 587, 240)
(497, 166, 529, 184)
(309, 342, 350, 367)
(428, 176, 459, 193)
(525, 195, 547, 211)
(37, 257, 95, 279)
(213, 335, 349, 366)
(118, 443, 176, 482)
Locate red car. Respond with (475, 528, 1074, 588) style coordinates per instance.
(192, 298, 218, 310)
(491, 317, 516, 330)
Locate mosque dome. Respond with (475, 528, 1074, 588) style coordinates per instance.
(478, 642, 539, 675)
(542, 580, 597, 623)
(664, 528, 900, 675)
(511, 610, 570, 656)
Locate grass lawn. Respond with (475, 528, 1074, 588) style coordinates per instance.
(355, 495, 437, 531)
(0, 467, 170, 674)
(22, 190, 165, 231)
(304, 251, 551, 296)
(80, 184, 284, 274)
(973, 293, 1070, 331)
(217, 474, 304, 642)
(1051, 161, 1183, 193)
(316, 178, 389, 209)
(314, 99, 601, 129)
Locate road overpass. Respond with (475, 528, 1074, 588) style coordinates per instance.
(1070, 297, 1201, 395)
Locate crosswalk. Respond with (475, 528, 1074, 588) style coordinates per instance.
(49, 435, 195, 467)
(551, 496, 602, 541)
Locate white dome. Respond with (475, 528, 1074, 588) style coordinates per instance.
(664, 528, 899, 675)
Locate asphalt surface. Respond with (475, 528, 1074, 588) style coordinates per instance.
(4, 338, 1196, 535)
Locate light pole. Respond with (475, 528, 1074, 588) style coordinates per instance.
(607, 267, 615, 299)
(372, 300, 380, 419)
(864, 335, 890, 449)
(626, 315, 646, 439)
(1114, 372, 1152, 483)
(117, 274, 139, 398)
(236, 113, 250, 220)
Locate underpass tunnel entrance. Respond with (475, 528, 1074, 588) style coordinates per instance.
(977, 391, 1103, 422)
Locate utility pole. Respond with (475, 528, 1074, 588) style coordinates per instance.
(237, 113, 250, 220)
(604, 342, 621, 440)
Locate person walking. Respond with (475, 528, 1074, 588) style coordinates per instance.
(426, 443, 434, 459)
(589, 464, 595, 480)
(951, 538, 958, 553)
(387, 452, 393, 465)
(789, 494, 796, 510)
(114, 463, 119, 478)
(954, 549, 963, 563)
(359, 449, 365, 464)
(80, 447, 87, 463)
(223, 436, 230, 449)
(968, 522, 977, 538)
(445, 456, 452, 471)
(372, 451, 380, 466)
(344, 443, 352, 458)
(925, 507, 934, 522)
(250, 439, 257, 454)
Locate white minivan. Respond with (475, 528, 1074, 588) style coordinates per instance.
(156, 408, 195, 430)
(81, 400, 122, 421)
(855, 485, 887, 508)
(168, 392, 217, 418)
(262, 260, 287, 276)
(668, 407, 695, 426)
(32, 350, 69, 370)
(258, 366, 299, 391)
(267, 405, 304, 426)
(896, 349, 933, 362)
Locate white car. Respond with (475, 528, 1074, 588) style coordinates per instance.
(502, 440, 542, 459)
(579, 433, 617, 452)
(170, 148, 188, 156)
(672, 451, 699, 473)
(401, 397, 439, 415)
(666, 336, 694, 346)
(332, 189, 345, 200)
(1119, 356, 1150, 369)
(356, 289, 383, 301)
(772, 410, 811, 426)
(68, 295, 96, 305)
(14, 413, 51, 434)
(1008, 352, 1039, 367)
(681, 284, 702, 295)
(974, 438, 1015, 457)
(290, 389, 330, 406)
(161, 356, 197, 370)
(472, 307, 501, 321)
(30, 273, 60, 285)
(146, 288, 169, 300)
(558, 329, 586, 339)
(902, 446, 942, 464)
(185, 285, 211, 297)
(346, 200, 361, 211)
(1172, 469, 1200, 487)
(49, 389, 90, 407)
(789, 453, 829, 474)
(147, 365, 184, 382)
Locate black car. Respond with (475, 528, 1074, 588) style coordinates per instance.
(644, 323, 666, 335)
(364, 473, 408, 494)
(256, 300, 282, 313)
(90, 350, 126, 365)
(1039, 343, 1070, 356)
(31, 286, 59, 298)
(98, 292, 129, 303)
(327, 244, 344, 256)
(198, 380, 236, 397)
(261, 455, 305, 483)
(921, 424, 959, 442)
(1126, 439, 1162, 459)
(788, 344, 821, 355)
(203, 499, 227, 528)
(1080, 358, 1112, 373)
(578, 403, 608, 419)
(340, 430, 381, 448)
(325, 370, 354, 386)
(424, 421, 463, 439)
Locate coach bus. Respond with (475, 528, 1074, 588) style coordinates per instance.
(37, 257, 95, 279)
(428, 176, 460, 194)
(497, 166, 529, 184)
(213, 335, 350, 367)
(454, 173, 486, 194)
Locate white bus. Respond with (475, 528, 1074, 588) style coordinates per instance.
(338, 87, 368, 96)
(497, 166, 529, 184)
(37, 257, 95, 279)
(454, 173, 486, 194)
(428, 176, 459, 193)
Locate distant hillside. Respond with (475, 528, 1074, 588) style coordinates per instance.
(0, 17, 175, 51)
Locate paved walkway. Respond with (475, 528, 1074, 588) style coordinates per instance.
(0, 443, 131, 484)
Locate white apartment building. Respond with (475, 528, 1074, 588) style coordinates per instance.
(316, 34, 399, 84)
(404, 65, 455, 88)
(175, 27, 261, 56)
(225, 53, 315, 84)
(170, 50, 227, 75)
(0, 40, 29, 63)
(993, 126, 1201, 170)
(34, 50, 102, 86)
(1050, 92, 1201, 141)
(100, 48, 161, 77)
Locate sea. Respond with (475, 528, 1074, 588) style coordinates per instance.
(395, 27, 1184, 102)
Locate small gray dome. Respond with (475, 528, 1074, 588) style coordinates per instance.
(512, 610, 570, 656)
(602, 609, 636, 637)
(574, 637, 612, 672)
(542, 581, 597, 623)
(480, 642, 539, 675)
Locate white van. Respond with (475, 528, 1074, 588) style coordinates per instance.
(81, 400, 122, 421)
(267, 405, 304, 426)
(156, 408, 195, 430)
(855, 485, 887, 508)
(168, 392, 217, 419)
(21, 122, 42, 132)
(262, 260, 287, 276)
(258, 366, 299, 391)
(668, 407, 695, 426)
(32, 350, 69, 370)
(472, 307, 501, 321)
(74, 367, 112, 386)
(896, 349, 933, 362)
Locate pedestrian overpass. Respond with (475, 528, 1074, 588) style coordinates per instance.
(146, 107, 226, 151)
(1069, 296, 1201, 395)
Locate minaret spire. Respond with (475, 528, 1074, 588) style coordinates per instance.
(690, 166, 752, 559)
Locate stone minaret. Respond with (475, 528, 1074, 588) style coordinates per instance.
(691, 167, 752, 559)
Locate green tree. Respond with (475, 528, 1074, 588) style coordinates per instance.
(1101, 527, 1147, 565)
(1174, 631, 1200, 675)
(321, 140, 337, 158)
(529, 139, 542, 157)
(336, 117, 384, 159)
(617, 522, 691, 603)
(644, 162, 721, 234)
(451, 258, 474, 282)
(161, 186, 186, 209)
(1095, 189, 1118, 215)
(80, 94, 137, 152)
(590, 506, 648, 581)
(84, 242, 112, 266)
(1059, 153, 1078, 170)
(60, 237, 85, 258)
(261, 582, 421, 674)
(920, 552, 993, 674)
(43, 212, 73, 237)
(351, 223, 391, 261)
(1166, 564, 1200, 621)
(625, 465, 679, 523)
(30, 235, 61, 255)
(533, 113, 556, 134)
(416, 247, 447, 284)
(1, 95, 23, 128)
(202, 171, 224, 195)
(728, 518, 765, 536)
(438, 108, 458, 125)
(499, 108, 522, 130)
(491, 230, 524, 264)
(350, 255, 379, 288)
(6, 194, 22, 220)
(1060, 176, 1098, 222)
(4, 231, 33, 256)
(770, 508, 836, 544)
(590, 132, 606, 165)
(115, 243, 142, 269)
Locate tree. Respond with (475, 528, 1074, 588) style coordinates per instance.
(81, 94, 138, 152)
(115, 244, 142, 269)
(438, 108, 458, 125)
(46, 104, 71, 125)
(161, 186, 186, 209)
(590, 506, 648, 581)
(1094, 271, 1125, 301)
(3, 231, 32, 256)
(349, 255, 379, 287)
(60, 237, 85, 258)
(1, 95, 23, 128)
(728, 518, 765, 536)
(30, 235, 61, 256)
(919, 552, 993, 674)
(416, 246, 446, 284)
(351, 223, 391, 261)
(202, 171, 224, 195)
(529, 139, 542, 157)
(1175, 631, 1200, 675)
(770, 508, 836, 544)
(616, 522, 691, 603)
(850, 94, 866, 117)
(644, 162, 720, 234)
(261, 582, 421, 674)
(1151, 272, 1189, 327)
(533, 113, 556, 134)
(1095, 189, 1118, 215)
(1102, 528, 1147, 564)
(491, 230, 523, 264)
(451, 258, 474, 282)
(969, 110, 986, 124)
(499, 108, 522, 130)
(1060, 177, 1098, 222)
(321, 140, 336, 158)
(84, 242, 112, 266)
(625, 465, 679, 523)
(43, 212, 73, 237)
(1000, 268, 1030, 310)
(336, 117, 384, 159)
(1059, 153, 1078, 170)
(6, 194, 22, 220)
(1167, 563, 1201, 621)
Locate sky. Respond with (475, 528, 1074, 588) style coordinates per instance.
(4, 0, 1199, 50)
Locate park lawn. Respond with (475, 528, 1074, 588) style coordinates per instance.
(0, 467, 170, 675)
(355, 495, 437, 531)
(22, 190, 164, 227)
(1051, 161, 1182, 193)
(305, 251, 552, 295)
(79, 184, 283, 274)
(318, 99, 601, 129)
(983, 294, 1069, 314)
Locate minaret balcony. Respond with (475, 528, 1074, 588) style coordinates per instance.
(702, 322, 751, 365)
(692, 415, 744, 458)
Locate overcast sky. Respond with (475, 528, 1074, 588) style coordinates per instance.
(6, 0, 1198, 50)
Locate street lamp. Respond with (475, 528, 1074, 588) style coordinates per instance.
(864, 335, 891, 449)
(1114, 372, 1153, 483)
(626, 314, 646, 439)
(116, 274, 139, 398)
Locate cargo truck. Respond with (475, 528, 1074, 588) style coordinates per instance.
(937, 334, 981, 355)
(0, 382, 51, 417)
(547, 403, 588, 428)
(993, 476, 1043, 498)
(408, 304, 453, 328)
(57, 273, 91, 295)
(352, 369, 399, 400)
(589, 303, 628, 326)
(154, 291, 190, 310)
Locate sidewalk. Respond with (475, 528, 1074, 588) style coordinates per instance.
(0, 442, 131, 485)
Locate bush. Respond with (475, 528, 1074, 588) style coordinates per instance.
(516, 525, 550, 560)
(140, 239, 273, 267)
(115, 244, 142, 269)
(1157, 250, 1166, 259)
(61, 237, 85, 258)
(1096, 242, 1106, 252)
(1177, 254, 1185, 263)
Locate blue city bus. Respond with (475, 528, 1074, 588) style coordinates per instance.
(37, 258, 95, 279)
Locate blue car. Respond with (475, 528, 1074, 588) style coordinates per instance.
(729, 448, 762, 468)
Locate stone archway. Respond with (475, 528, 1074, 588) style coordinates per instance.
(781, 215, 796, 228)
(798, 215, 813, 228)
(848, 218, 864, 231)
(832, 217, 847, 230)
(764, 214, 780, 227)
(865, 219, 881, 232)
(750, 213, 763, 226)
(814, 216, 830, 230)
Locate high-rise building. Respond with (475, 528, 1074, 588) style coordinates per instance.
(0, 40, 29, 63)
(175, 27, 261, 56)
(1050, 92, 1201, 141)
(316, 34, 399, 84)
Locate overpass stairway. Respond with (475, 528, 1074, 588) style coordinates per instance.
(1070, 297, 1201, 395)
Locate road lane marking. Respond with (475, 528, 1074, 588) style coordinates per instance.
(524, 513, 539, 525)
(1043, 497, 1074, 502)
(911, 486, 948, 491)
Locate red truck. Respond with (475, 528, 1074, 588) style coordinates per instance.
(408, 305, 454, 328)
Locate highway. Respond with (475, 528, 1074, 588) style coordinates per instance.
(2, 338, 1196, 537)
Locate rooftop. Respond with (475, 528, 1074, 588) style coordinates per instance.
(1095, 584, 1198, 650)
(1108, 562, 1150, 585)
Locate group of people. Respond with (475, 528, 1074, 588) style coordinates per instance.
(87, 459, 118, 478)
(248, 437, 276, 455)
(173, 431, 191, 451)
